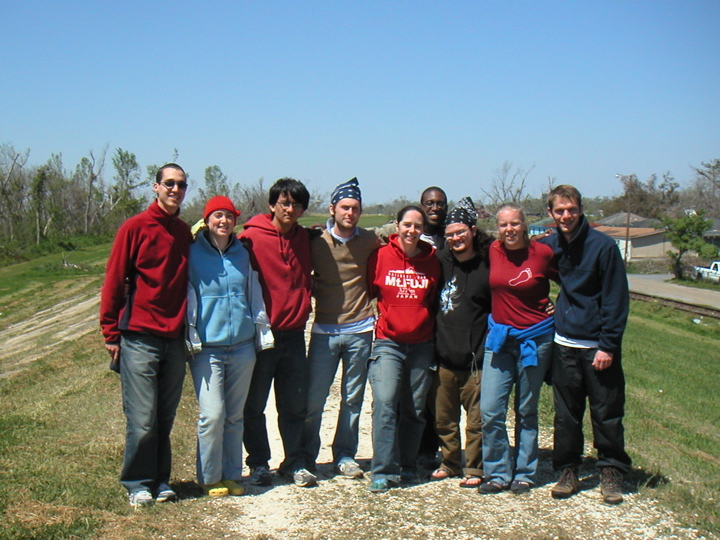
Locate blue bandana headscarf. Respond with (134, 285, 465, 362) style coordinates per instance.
(331, 177, 362, 205)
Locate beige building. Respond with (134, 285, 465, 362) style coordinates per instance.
(594, 226, 674, 261)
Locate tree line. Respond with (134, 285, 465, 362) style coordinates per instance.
(1, 143, 719, 269)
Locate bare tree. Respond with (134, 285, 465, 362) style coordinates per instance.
(0, 144, 30, 242)
(481, 161, 536, 208)
(73, 147, 107, 234)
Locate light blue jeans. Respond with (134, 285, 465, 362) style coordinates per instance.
(368, 339, 435, 481)
(119, 331, 186, 494)
(302, 331, 372, 468)
(480, 332, 553, 486)
(189, 339, 256, 485)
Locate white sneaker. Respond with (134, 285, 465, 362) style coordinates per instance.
(292, 468, 317, 487)
(129, 489, 154, 507)
(336, 460, 364, 479)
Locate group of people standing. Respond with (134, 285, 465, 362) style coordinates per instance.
(100, 164, 631, 508)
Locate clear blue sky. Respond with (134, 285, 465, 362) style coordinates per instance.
(2, 0, 719, 205)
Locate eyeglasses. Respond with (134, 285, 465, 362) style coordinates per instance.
(423, 200, 447, 210)
(160, 180, 188, 190)
(277, 201, 304, 210)
(445, 229, 470, 240)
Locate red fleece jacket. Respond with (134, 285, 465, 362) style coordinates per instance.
(100, 200, 192, 344)
(240, 214, 312, 331)
(368, 234, 440, 343)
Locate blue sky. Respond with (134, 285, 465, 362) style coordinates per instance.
(2, 1, 719, 205)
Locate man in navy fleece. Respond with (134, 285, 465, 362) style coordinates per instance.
(541, 184, 631, 505)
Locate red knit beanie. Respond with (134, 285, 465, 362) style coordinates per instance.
(203, 196, 241, 221)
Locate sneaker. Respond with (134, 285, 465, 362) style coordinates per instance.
(336, 460, 364, 479)
(128, 489, 154, 507)
(368, 478, 391, 493)
(600, 467, 624, 505)
(551, 467, 579, 499)
(221, 480, 245, 496)
(510, 480, 531, 494)
(477, 481, 504, 494)
(202, 482, 229, 497)
(250, 465, 272, 486)
(292, 468, 317, 488)
(155, 483, 178, 503)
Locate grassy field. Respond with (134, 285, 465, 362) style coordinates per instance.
(0, 246, 718, 538)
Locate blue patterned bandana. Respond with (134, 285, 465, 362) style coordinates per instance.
(331, 177, 362, 205)
(445, 196, 478, 228)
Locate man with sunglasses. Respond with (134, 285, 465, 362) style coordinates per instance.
(100, 163, 193, 507)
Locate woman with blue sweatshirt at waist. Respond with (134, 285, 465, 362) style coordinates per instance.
(188, 196, 270, 498)
(477, 203, 557, 496)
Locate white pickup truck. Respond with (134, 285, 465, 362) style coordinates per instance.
(694, 261, 720, 282)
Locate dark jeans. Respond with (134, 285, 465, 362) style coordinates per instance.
(552, 344, 632, 473)
(243, 330, 308, 474)
(367, 339, 434, 481)
(119, 331, 186, 494)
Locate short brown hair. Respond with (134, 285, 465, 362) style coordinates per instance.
(547, 184, 582, 210)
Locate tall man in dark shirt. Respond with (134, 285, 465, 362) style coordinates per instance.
(541, 184, 632, 505)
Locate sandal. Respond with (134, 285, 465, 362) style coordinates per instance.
(459, 475, 482, 488)
(430, 468, 454, 480)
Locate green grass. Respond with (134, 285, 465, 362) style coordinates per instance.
(671, 277, 720, 292)
(621, 301, 720, 532)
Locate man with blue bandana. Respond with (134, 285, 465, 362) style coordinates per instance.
(300, 178, 381, 479)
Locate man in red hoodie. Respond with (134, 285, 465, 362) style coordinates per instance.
(100, 163, 192, 507)
(240, 178, 314, 487)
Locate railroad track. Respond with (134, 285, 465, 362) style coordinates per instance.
(630, 291, 720, 320)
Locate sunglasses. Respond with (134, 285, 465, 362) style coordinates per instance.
(160, 180, 188, 190)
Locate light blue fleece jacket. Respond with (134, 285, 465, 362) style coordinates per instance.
(189, 231, 255, 346)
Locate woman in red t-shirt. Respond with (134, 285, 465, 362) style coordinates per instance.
(477, 203, 557, 496)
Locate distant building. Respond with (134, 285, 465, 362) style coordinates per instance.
(594, 226, 673, 261)
(596, 212, 660, 229)
(528, 217, 556, 236)
(703, 218, 720, 249)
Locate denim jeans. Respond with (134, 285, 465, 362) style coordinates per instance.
(189, 339, 256, 485)
(552, 344, 632, 473)
(302, 331, 372, 468)
(119, 331, 187, 494)
(480, 332, 553, 486)
(367, 339, 435, 481)
(243, 330, 308, 474)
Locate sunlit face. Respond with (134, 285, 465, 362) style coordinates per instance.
(330, 198, 362, 232)
(396, 209, 425, 254)
(496, 208, 528, 250)
(206, 210, 237, 242)
(270, 192, 305, 232)
(153, 167, 187, 214)
(444, 223, 476, 256)
(420, 189, 447, 230)
(548, 196, 583, 240)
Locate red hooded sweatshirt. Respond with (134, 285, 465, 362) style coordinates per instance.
(240, 213, 312, 331)
(368, 234, 440, 343)
(100, 200, 192, 344)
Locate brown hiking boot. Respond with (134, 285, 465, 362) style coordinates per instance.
(600, 467, 624, 505)
(551, 467, 579, 499)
